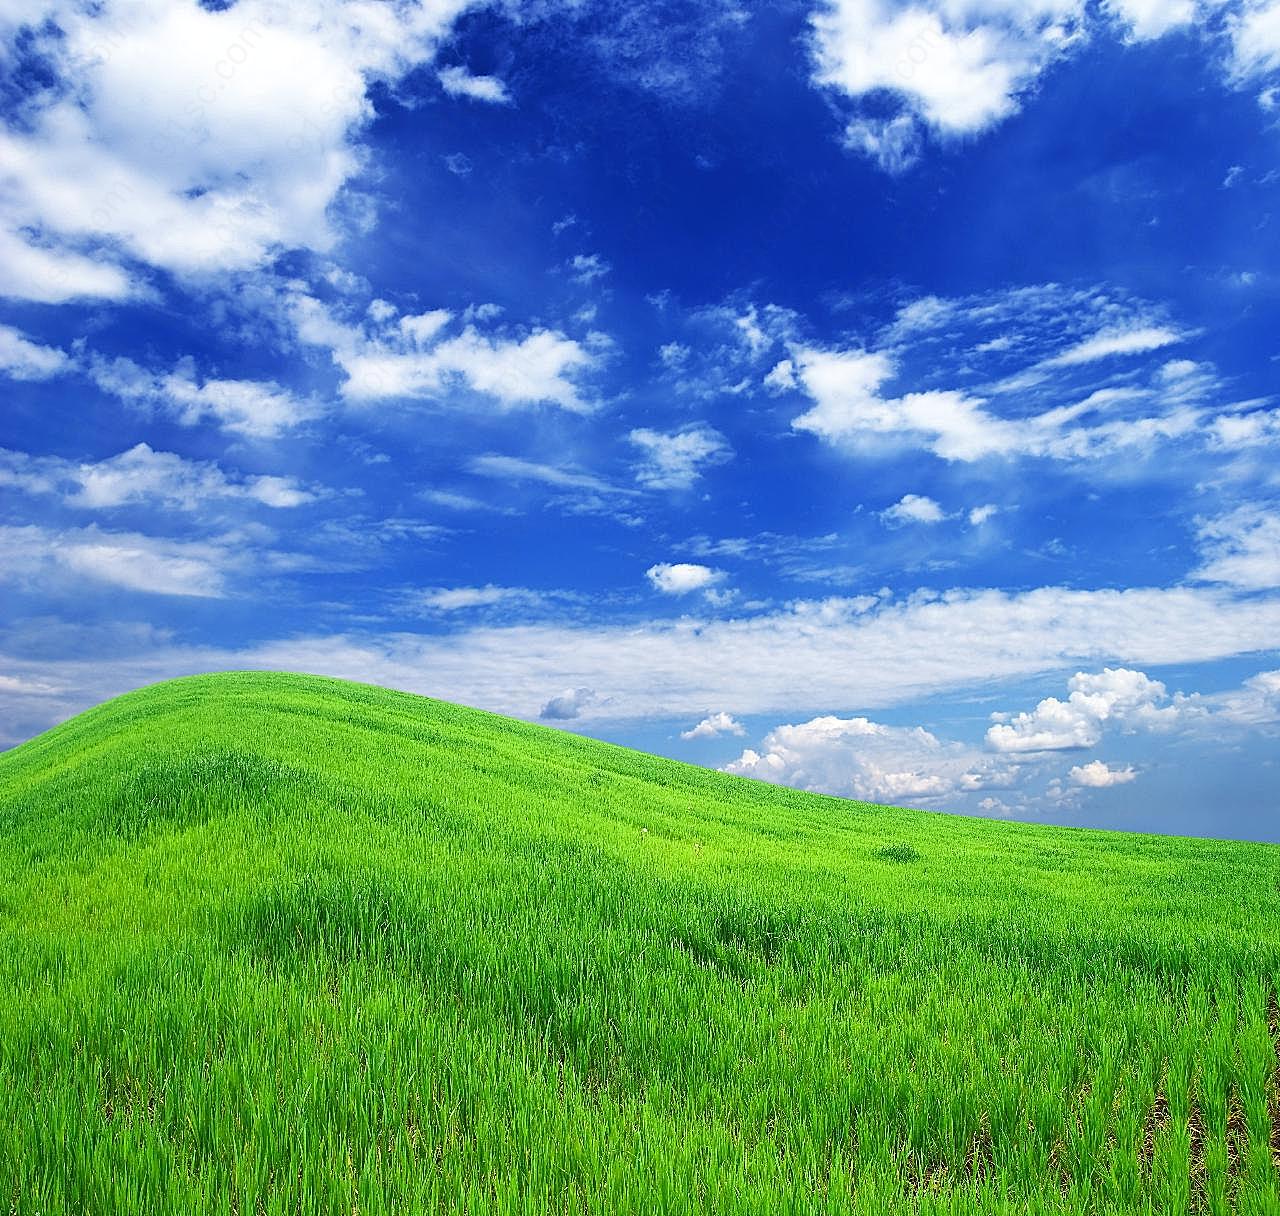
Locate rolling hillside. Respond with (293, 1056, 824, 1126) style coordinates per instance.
(1, 671, 1277, 1214)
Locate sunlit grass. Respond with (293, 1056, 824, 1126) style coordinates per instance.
(1, 671, 1277, 1213)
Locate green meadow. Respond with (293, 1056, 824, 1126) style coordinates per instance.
(1, 671, 1278, 1214)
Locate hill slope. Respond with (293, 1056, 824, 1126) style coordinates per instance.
(1, 671, 1277, 1214)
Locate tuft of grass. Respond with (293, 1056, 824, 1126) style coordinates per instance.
(876, 842, 922, 863)
(0, 670, 1277, 1214)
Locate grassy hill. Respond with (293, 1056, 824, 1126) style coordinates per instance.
(1, 671, 1277, 1214)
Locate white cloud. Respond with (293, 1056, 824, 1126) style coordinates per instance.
(789, 295, 1210, 465)
(811, 0, 1084, 138)
(681, 711, 746, 740)
(843, 114, 923, 173)
(0, 674, 61, 697)
(792, 346, 1018, 460)
(7, 589, 1280, 744)
(0, 523, 234, 598)
(724, 713, 1013, 804)
(1193, 505, 1280, 590)
(413, 586, 542, 612)
(1213, 668, 1280, 725)
(1041, 324, 1183, 367)
(201, 586, 1280, 726)
(881, 493, 947, 525)
(763, 358, 798, 393)
(1231, 1, 1280, 81)
(470, 454, 626, 496)
(986, 667, 1183, 752)
(0, 229, 136, 304)
(1209, 407, 1280, 449)
(0, 325, 70, 381)
(1106, 0, 1196, 39)
(438, 65, 511, 103)
(90, 356, 316, 440)
(0, 0, 478, 297)
(808, 1, 1263, 169)
(569, 254, 611, 284)
(291, 293, 600, 412)
(629, 425, 732, 490)
(0, 443, 316, 511)
(1069, 759, 1138, 787)
(646, 562, 725, 595)
(969, 504, 999, 525)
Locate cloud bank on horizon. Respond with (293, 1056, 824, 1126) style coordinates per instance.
(1, 0, 1278, 840)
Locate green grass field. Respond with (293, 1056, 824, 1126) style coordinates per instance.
(1, 671, 1278, 1214)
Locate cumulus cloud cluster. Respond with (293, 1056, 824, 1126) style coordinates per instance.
(291, 294, 602, 412)
(811, 0, 1280, 171)
(724, 714, 1012, 804)
(0, 0, 480, 301)
(985, 668, 1184, 753)
(720, 663, 1277, 810)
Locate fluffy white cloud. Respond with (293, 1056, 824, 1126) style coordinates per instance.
(792, 346, 1019, 460)
(90, 356, 316, 439)
(646, 562, 725, 595)
(0, 0, 477, 296)
(969, 504, 999, 525)
(881, 493, 947, 525)
(810, 0, 1084, 141)
(1209, 407, 1280, 449)
(0, 443, 316, 510)
(724, 713, 1013, 804)
(808, 0, 1260, 169)
(986, 667, 1183, 752)
(1193, 505, 1280, 590)
(680, 711, 746, 740)
(629, 425, 732, 490)
(438, 65, 511, 103)
(292, 294, 600, 412)
(1069, 759, 1138, 787)
(1107, 0, 1196, 40)
(0, 229, 136, 304)
(763, 358, 798, 393)
(1213, 669, 1280, 725)
(1231, 1, 1280, 81)
(0, 325, 70, 381)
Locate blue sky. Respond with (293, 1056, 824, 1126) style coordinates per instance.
(1, 0, 1278, 841)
